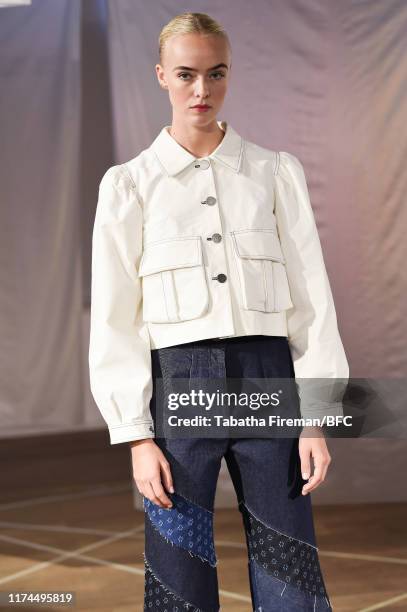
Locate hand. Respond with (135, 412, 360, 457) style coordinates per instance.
(130, 439, 174, 509)
(298, 426, 331, 495)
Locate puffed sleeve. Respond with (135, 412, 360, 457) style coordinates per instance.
(88, 164, 155, 444)
(274, 151, 349, 421)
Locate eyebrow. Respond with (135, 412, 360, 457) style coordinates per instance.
(172, 63, 229, 72)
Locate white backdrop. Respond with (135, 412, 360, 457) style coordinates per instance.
(0, 0, 84, 437)
(1, 0, 406, 502)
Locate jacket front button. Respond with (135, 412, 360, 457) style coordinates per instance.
(194, 158, 210, 170)
(212, 273, 227, 283)
(211, 233, 222, 243)
(204, 196, 217, 206)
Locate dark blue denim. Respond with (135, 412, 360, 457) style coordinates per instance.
(143, 335, 333, 612)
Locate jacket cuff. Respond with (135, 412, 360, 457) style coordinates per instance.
(299, 400, 344, 420)
(108, 421, 155, 445)
(296, 378, 347, 422)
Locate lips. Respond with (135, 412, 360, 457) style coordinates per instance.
(192, 105, 210, 109)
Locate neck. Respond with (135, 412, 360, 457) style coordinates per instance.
(168, 119, 225, 158)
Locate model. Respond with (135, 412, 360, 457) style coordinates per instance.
(88, 11, 349, 612)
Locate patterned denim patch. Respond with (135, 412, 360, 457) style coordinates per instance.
(240, 501, 331, 603)
(143, 553, 205, 611)
(143, 492, 217, 566)
(252, 559, 332, 611)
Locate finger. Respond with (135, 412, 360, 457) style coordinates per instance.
(151, 478, 173, 508)
(160, 458, 175, 493)
(302, 459, 326, 494)
(136, 483, 148, 503)
(299, 448, 312, 481)
(143, 481, 166, 508)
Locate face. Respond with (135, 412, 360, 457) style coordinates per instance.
(155, 32, 231, 127)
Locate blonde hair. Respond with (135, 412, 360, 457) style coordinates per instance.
(158, 12, 231, 64)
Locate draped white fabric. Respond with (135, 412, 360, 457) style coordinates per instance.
(0, 0, 83, 437)
(1, 0, 406, 488)
(0, 1, 32, 7)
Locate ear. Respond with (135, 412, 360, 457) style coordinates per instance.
(155, 64, 168, 89)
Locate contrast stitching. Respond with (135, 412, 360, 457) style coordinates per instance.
(139, 238, 202, 276)
(110, 420, 153, 429)
(232, 228, 277, 234)
(236, 136, 244, 172)
(274, 151, 280, 176)
(121, 162, 137, 191)
(212, 136, 244, 174)
(262, 260, 268, 311)
(271, 261, 277, 312)
(120, 163, 145, 214)
(232, 242, 248, 310)
(238, 499, 319, 550)
(238, 253, 283, 261)
(160, 271, 172, 322)
(231, 228, 285, 261)
(142, 258, 200, 272)
(143, 235, 201, 248)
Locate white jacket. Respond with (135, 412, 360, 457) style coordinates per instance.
(88, 120, 349, 444)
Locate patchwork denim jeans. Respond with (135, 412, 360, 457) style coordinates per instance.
(143, 335, 333, 611)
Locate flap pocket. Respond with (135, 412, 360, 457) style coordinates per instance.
(138, 236, 202, 277)
(231, 229, 292, 313)
(138, 236, 209, 323)
(231, 229, 285, 264)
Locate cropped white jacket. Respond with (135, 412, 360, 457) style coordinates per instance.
(88, 120, 349, 444)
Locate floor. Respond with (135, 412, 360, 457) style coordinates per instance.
(0, 431, 406, 611)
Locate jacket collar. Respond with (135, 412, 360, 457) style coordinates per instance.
(151, 120, 244, 177)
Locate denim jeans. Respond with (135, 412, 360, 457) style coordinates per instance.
(143, 335, 333, 611)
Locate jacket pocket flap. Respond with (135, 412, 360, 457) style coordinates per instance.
(138, 236, 203, 277)
(231, 229, 285, 263)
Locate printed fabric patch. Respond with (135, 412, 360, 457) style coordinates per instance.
(143, 492, 217, 566)
(240, 501, 330, 601)
(144, 554, 205, 611)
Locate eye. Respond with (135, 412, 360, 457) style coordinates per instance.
(177, 72, 192, 80)
(177, 71, 226, 81)
(210, 71, 226, 80)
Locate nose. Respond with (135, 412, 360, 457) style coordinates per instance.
(194, 76, 210, 99)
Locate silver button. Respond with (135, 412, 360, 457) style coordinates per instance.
(211, 233, 222, 243)
(194, 158, 210, 170)
(202, 196, 216, 206)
